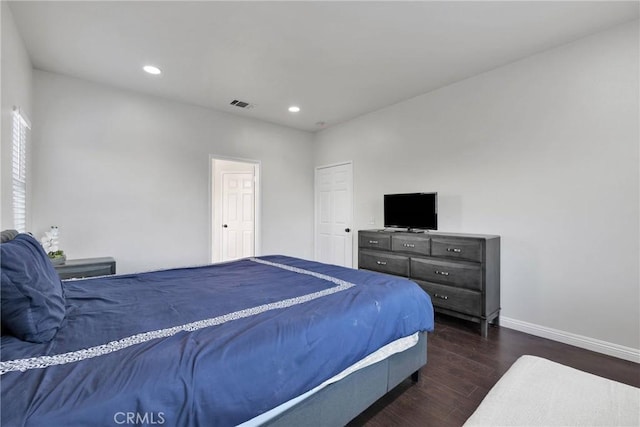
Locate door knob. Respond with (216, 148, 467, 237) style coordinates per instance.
(223, 224, 228, 228)
(345, 228, 351, 233)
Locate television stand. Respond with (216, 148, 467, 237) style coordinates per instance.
(358, 229, 500, 337)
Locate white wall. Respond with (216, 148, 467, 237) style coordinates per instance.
(31, 71, 314, 273)
(1, 3, 33, 230)
(314, 21, 640, 354)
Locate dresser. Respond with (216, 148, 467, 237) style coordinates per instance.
(54, 257, 116, 280)
(358, 230, 500, 337)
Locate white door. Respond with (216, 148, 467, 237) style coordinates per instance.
(315, 163, 353, 267)
(222, 172, 255, 261)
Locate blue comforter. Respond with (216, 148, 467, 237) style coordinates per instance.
(1, 255, 434, 426)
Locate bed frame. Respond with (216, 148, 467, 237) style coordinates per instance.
(264, 331, 427, 426)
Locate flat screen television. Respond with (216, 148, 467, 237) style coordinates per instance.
(384, 192, 438, 231)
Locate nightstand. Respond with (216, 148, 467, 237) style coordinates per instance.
(54, 257, 116, 280)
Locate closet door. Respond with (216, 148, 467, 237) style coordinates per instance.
(315, 162, 353, 267)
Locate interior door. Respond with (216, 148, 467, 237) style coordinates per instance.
(315, 163, 353, 267)
(222, 172, 255, 261)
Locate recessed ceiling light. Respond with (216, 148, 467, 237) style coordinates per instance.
(143, 65, 162, 75)
(288, 106, 300, 113)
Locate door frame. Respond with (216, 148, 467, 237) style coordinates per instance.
(314, 161, 354, 266)
(210, 155, 261, 263)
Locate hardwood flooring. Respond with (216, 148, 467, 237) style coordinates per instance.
(348, 314, 640, 427)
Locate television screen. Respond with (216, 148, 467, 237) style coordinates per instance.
(384, 192, 438, 230)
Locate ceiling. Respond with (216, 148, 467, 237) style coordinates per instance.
(8, 1, 639, 132)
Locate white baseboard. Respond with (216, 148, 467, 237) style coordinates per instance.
(500, 317, 640, 364)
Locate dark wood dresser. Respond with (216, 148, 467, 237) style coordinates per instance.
(54, 257, 116, 280)
(358, 230, 500, 337)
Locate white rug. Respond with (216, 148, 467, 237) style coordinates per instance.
(464, 355, 640, 427)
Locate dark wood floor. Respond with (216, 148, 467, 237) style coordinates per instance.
(348, 314, 640, 427)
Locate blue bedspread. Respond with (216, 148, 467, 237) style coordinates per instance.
(1, 255, 434, 426)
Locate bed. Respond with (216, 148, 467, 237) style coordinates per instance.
(1, 233, 434, 426)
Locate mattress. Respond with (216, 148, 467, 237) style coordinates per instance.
(241, 332, 420, 426)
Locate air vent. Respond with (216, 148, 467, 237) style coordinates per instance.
(230, 99, 253, 109)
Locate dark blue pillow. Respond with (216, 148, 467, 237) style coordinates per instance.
(1, 233, 66, 343)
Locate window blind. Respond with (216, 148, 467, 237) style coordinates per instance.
(12, 107, 30, 233)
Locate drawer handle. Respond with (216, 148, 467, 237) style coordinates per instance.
(435, 270, 450, 276)
(369, 240, 379, 244)
(434, 293, 449, 300)
(447, 248, 462, 253)
(403, 243, 415, 248)
(376, 261, 387, 266)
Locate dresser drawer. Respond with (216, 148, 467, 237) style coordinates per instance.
(359, 250, 409, 277)
(391, 234, 430, 256)
(431, 238, 482, 262)
(416, 280, 482, 317)
(359, 232, 391, 251)
(411, 258, 482, 290)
